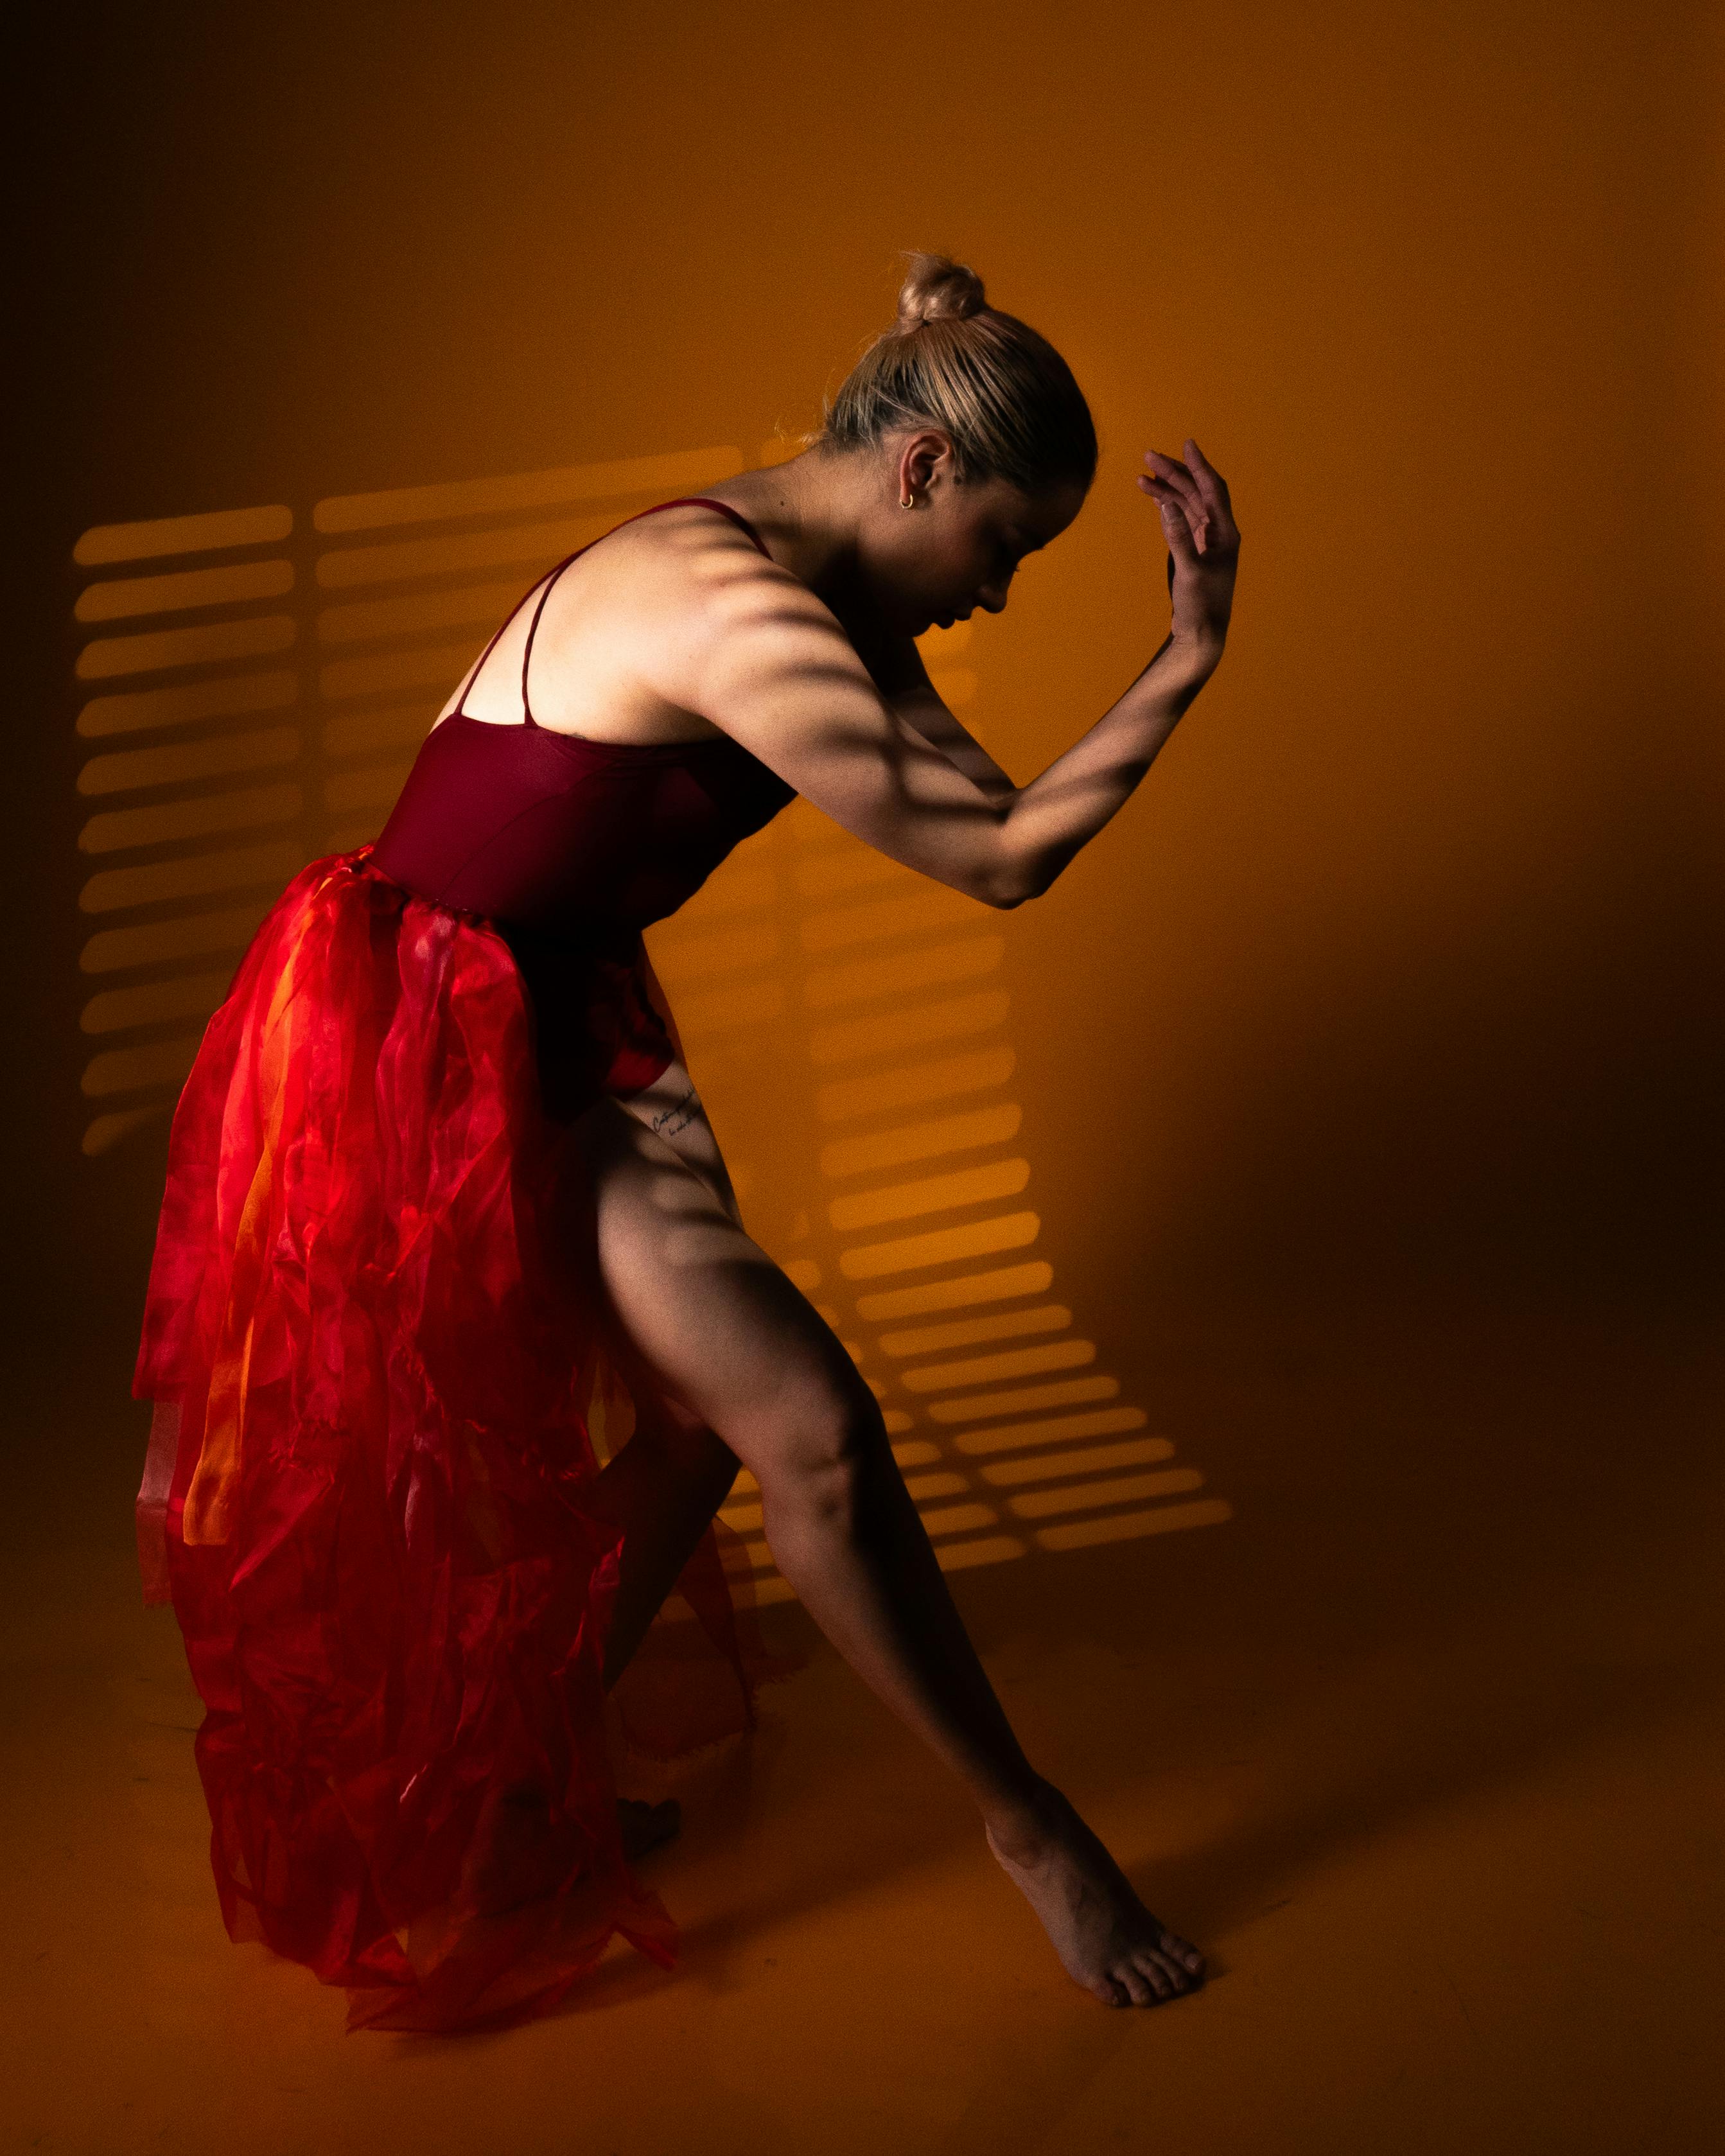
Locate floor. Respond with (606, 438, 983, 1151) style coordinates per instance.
(6, 1286, 1721, 2155)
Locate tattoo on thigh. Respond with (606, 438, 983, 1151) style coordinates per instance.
(650, 1085, 701, 1140)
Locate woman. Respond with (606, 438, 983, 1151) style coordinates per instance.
(134, 251, 1239, 2031)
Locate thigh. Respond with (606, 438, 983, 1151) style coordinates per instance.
(555, 1067, 873, 1478)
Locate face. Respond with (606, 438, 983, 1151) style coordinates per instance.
(875, 430, 1086, 637)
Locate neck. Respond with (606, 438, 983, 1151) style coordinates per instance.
(725, 448, 884, 629)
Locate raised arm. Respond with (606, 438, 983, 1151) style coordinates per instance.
(690, 441, 1240, 908)
(867, 634, 1018, 807)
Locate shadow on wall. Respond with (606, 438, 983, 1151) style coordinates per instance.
(64, 436, 1236, 1602)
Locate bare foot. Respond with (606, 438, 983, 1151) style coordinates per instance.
(617, 1796, 681, 1862)
(985, 1782, 1205, 2008)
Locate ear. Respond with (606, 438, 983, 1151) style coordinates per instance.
(898, 428, 956, 499)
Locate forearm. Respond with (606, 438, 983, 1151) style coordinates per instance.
(992, 636, 1221, 903)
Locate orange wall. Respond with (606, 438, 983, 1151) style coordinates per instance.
(13, 0, 1721, 1412)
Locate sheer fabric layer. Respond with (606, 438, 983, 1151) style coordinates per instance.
(132, 850, 771, 2033)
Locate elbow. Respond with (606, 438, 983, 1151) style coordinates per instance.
(969, 809, 1047, 910)
(976, 857, 1046, 910)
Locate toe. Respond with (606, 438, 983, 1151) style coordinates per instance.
(1117, 1964, 1158, 2007)
(1161, 1931, 1205, 1981)
(1135, 1956, 1175, 2003)
(1144, 1949, 1189, 1995)
(1094, 1976, 1130, 2008)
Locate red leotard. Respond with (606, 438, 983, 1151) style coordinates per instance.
(371, 496, 796, 1113)
(131, 496, 799, 2036)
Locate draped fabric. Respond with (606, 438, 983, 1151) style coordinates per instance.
(134, 848, 782, 2033)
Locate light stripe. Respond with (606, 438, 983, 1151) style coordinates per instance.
(820, 1102, 1021, 1180)
(77, 671, 297, 740)
(828, 1157, 1029, 1232)
(315, 512, 612, 588)
(980, 1437, 1177, 1487)
(76, 615, 295, 681)
(82, 973, 231, 1037)
(1008, 1468, 1205, 1520)
(927, 1374, 1117, 1424)
(839, 1209, 1040, 1281)
(809, 989, 1010, 1067)
(318, 642, 472, 701)
(794, 847, 920, 899)
(892, 1441, 941, 1470)
(79, 782, 303, 855)
(1035, 1500, 1233, 1552)
(80, 839, 306, 915)
(82, 1037, 201, 1099)
(746, 1575, 800, 1606)
(322, 705, 432, 758)
(880, 1303, 1070, 1358)
(817, 1046, 1015, 1124)
(800, 886, 985, 952)
(81, 904, 269, 976)
(902, 1338, 1094, 1393)
(935, 1534, 1027, 1573)
(903, 1471, 969, 1502)
(74, 504, 292, 567)
(854, 1261, 1053, 1323)
(316, 579, 525, 645)
(648, 923, 782, 985)
(803, 936, 1004, 1012)
(953, 1407, 1151, 1457)
(312, 446, 744, 534)
(918, 1502, 999, 1537)
(75, 559, 295, 624)
(82, 1105, 171, 1157)
(78, 726, 300, 798)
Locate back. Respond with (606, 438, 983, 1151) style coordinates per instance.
(370, 498, 797, 933)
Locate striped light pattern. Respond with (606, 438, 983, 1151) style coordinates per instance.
(71, 437, 1232, 1580)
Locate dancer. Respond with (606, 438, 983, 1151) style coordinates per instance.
(134, 250, 1239, 2030)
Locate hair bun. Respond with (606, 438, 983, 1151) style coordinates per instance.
(893, 250, 987, 332)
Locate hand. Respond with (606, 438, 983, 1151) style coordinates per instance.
(1138, 440, 1239, 655)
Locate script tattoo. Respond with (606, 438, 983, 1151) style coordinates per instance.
(650, 1085, 701, 1141)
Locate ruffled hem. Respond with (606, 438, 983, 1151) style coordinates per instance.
(134, 848, 792, 2033)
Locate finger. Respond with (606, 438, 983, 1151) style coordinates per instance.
(1142, 449, 1204, 518)
(1156, 491, 1205, 563)
(1144, 469, 1213, 555)
(1181, 439, 1236, 529)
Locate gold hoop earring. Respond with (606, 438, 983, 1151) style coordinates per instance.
(900, 492, 915, 509)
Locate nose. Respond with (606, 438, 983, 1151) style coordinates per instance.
(976, 584, 1009, 615)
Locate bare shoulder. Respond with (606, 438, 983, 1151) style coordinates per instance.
(506, 500, 836, 741)
(561, 504, 835, 684)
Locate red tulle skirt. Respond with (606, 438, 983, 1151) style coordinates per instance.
(134, 848, 783, 2033)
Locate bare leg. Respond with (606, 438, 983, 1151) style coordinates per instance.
(558, 1069, 1205, 2008)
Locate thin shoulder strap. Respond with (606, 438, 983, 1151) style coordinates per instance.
(450, 556, 579, 726)
(481, 495, 773, 728)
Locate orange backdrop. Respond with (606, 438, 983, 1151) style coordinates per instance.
(10, 0, 1720, 1519)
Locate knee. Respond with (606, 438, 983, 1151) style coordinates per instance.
(752, 1370, 891, 1538)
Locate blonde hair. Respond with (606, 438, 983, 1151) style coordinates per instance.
(816, 251, 1098, 496)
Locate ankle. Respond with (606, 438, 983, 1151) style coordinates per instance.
(983, 1775, 1068, 1865)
